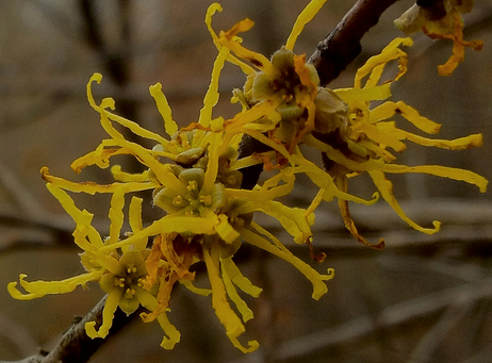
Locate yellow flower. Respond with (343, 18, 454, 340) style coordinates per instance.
(206, 2, 487, 248)
(307, 37, 487, 245)
(207, 0, 327, 153)
(7, 183, 181, 349)
(394, 0, 483, 75)
(8, 3, 335, 351)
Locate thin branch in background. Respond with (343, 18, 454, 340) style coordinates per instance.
(10, 296, 142, 363)
(460, 344, 492, 363)
(7, 1, 491, 362)
(77, 0, 142, 172)
(25, 0, 79, 42)
(0, 210, 78, 253)
(309, 0, 400, 86)
(0, 312, 38, 357)
(270, 276, 492, 361)
(252, 250, 276, 363)
(240, 0, 401, 186)
(461, 300, 492, 360)
(0, 160, 75, 252)
(408, 303, 472, 363)
(377, 255, 487, 283)
(0, 160, 46, 219)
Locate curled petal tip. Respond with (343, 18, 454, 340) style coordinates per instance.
(84, 321, 99, 339)
(40, 166, 49, 179)
(90, 73, 103, 83)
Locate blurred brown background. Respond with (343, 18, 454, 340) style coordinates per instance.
(1, 1, 491, 362)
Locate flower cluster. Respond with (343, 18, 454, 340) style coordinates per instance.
(8, 0, 487, 354)
(395, 0, 483, 75)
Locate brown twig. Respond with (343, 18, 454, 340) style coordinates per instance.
(271, 276, 492, 361)
(10, 296, 142, 363)
(0, 160, 46, 219)
(12, 2, 485, 362)
(239, 0, 401, 185)
(408, 303, 471, 363)
(309, 0, 401, 86)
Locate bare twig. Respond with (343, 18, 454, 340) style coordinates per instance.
(0, 312, 38, 357)
(0, 160, 45, 219)
(309, 0, 400, 86)
(271, 276, 492, 361)
(408, 303, 471, 363)
(240, 0, 402, 185)
(460, 345, 492, 363)
(378, 255, 487, 282)
(0, 210, 76, 253)
(8, 296, 142, 363)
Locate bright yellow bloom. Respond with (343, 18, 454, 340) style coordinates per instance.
(8, 0, 487, 355)
(8, 2, 335, 352)
(394, 0, 483, 75)
(7, 184, 181, 349)
(312, 37, 487, 245)
(207, 2, 487, 247)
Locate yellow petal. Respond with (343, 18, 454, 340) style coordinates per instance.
(390, 101, 441, 134)
(225, 99, 281, 137)
(378, 122, 483, 150)
(203, 245, 259, 353)
(111, 165, 151, 183)
(221, 257, 262, 298)
(202, 133, 221, 194)
(41, 167, 156, 195)
(240, 227, 333, 300)
(221, 257, 254, 323)
(219, 33, 275, 76)
(238, 200, 313, 244)
(334, 84, 392, 104)
(381, 164, 488, 193)
(353, 121, 406, 152)
(335, 176, 384, 249)
(85, 289, 122, 339)
(71, 140, 127, 173)
(149, 82, 178, 137)
(45, 183, 103, 249)
(100, 214, 219, 252)
(216, 214, 241, 244)
(243, 129, 291, 162)
(104, 109, 170, 147)
(108, 187, 125, 244)
(285, 0, 328, 51)
(8, 271, 102, 300)
(204, 3, 255, 75)
(205, 3, 222, 46)
(156, 311, 181, 350)
(354, 37, 413, 88)
(293, 155, 379, 206)
(95, 103, 185, 194)
(86, 74, 125, 141)
(180, 280, 212, 296)
(225, 170, 294, 201)
(368, 170, 441, 234)
(230, 153, 270, 171)
(134, 288, 182, 349)
(198, 46, 230, 127)
(129, 196, 143, 233)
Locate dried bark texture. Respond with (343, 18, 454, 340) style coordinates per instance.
(15, 297, 141, 363)
(309, 0, 400, 86)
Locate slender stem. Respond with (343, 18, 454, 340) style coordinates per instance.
(309, 0, 400, 86)
(12, 296, 141, 363)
